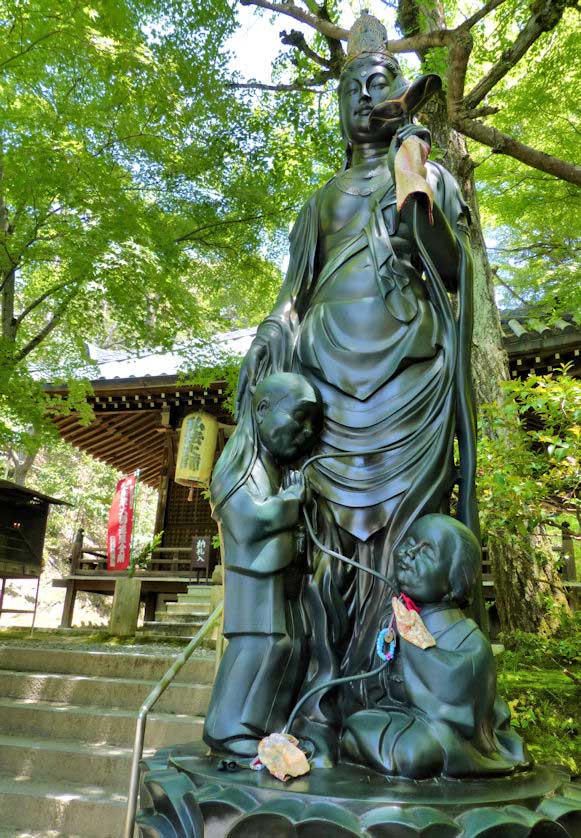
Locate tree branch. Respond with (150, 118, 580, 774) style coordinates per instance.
(175, 211, 283, 244)
(451, 115, 581, 186)
(387, 29, 454, 53)
(15, 281, 70, 326)
(239, 0, 452, 54)
(0, 28, 66, 72)
(18, 203, 62, 257)
(447, 31, 473, 115)
(463, 0, 568, 110)
(94, 132, 159, 156)
(491, 268, 530, 306)
(227, 76, 331, 92)
(314, 2, 345, 76)
(281, 29, 331, 68)
(240, 0, 580, 189)
(239, 0, 348, 40)
(491, 240, 577, 255)
(457, 0, 510, 32)
(15, 291, 76, 362)
(461, 105, 500, 118)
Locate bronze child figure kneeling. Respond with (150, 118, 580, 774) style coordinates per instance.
(204, 372, 323, 758)
(342, 514, 531, 778)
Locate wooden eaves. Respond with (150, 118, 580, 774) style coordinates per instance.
(44, 374, 233, 488)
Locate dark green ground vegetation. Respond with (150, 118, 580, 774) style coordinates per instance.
(497, 611, 581, 773)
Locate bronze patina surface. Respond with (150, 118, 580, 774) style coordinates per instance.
(135, 13, 581, 837)
(210, 27, 482, 767)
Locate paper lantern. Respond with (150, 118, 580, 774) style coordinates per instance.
(175, 412, 218, 498)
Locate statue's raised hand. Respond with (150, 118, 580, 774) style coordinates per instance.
(281, 470, 305, 503)
(388, 123, 433, 218)
(387, 122, 431, 180)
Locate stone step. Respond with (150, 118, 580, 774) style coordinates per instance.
(0, 832, 59, 838)
(164, 602, 210, 616)
(0, 697, 205, 749)
(141, 621, 215, 641)
(0, 775, 129, 838)
(0, 733, 148, 789)
(178, 591, 211, 601)
(0, 670, 211, 715)
(154, 610, 208, 623)
(185, 585, 213, 597)
(0, 646, 215, 684)
(138, 633, 217, 649)
(177, 594, 210, 605)
(175, 599, 211, 612)
(176, 599, 212, 619)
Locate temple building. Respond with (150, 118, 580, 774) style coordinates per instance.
(44, 329, 254, 628)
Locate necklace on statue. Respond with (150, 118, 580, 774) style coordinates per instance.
(333, 163, 392, 197)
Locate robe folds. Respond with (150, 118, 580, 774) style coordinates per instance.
(237, 161, 478, 711)
(243, 161, 475, 544)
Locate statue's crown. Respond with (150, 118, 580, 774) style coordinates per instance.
(346, 11, 394, 63)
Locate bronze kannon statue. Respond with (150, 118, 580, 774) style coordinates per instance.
(205, 11, 529, 779)
(135, 16, 581, 837)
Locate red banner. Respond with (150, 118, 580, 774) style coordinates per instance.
(107, 474, 137, 571)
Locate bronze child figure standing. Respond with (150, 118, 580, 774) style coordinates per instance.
(203, 372, 323, 758)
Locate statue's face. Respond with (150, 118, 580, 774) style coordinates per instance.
(339, 55, 403, 145)
(395, 518, 450, 604)
(256, 382, 323, 464)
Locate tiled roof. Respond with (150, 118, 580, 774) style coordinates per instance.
(84, 328, 256, 383)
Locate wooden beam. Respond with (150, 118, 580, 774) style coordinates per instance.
(113, 447, 163, 475)
(154, 431, 173, 538)
(80, 415, 159, 458)
(82, 434, 158, 462)
(61, 412, 138, 446)
(52, 414, 86, 434)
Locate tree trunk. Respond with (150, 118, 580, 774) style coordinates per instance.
(1, 158, 17, 372)
(489, 531, 570, 635)
(5, 447, 38, 486)
(411, 48, 569, 634)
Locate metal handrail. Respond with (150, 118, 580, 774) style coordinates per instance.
(124, 601, 224, 838)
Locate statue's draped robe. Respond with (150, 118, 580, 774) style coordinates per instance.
(240, 162, 476, 722)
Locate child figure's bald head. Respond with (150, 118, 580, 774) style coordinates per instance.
(252, 373, 323, 464)
(396, 514, 480, 607)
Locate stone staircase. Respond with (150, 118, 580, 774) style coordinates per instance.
(0, 643, 214, 837)
(140, 584, 216, 644)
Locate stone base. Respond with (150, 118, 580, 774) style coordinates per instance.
(136, 746, 581, 837)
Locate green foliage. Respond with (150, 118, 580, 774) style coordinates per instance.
(477, 367, 580, 542)
(470, 7, 581, 319)
(180, 357, 242, 417)
(1, 0, 579, 465)
(497, 612, 581, 772)
(421, 47, 449, 83)
(507, 689, 579, 772)
(15, 440, 157, 569)
(499, 611, 581, 670)
(128, 530, 164, 578)
(0, 0, 302, 442)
